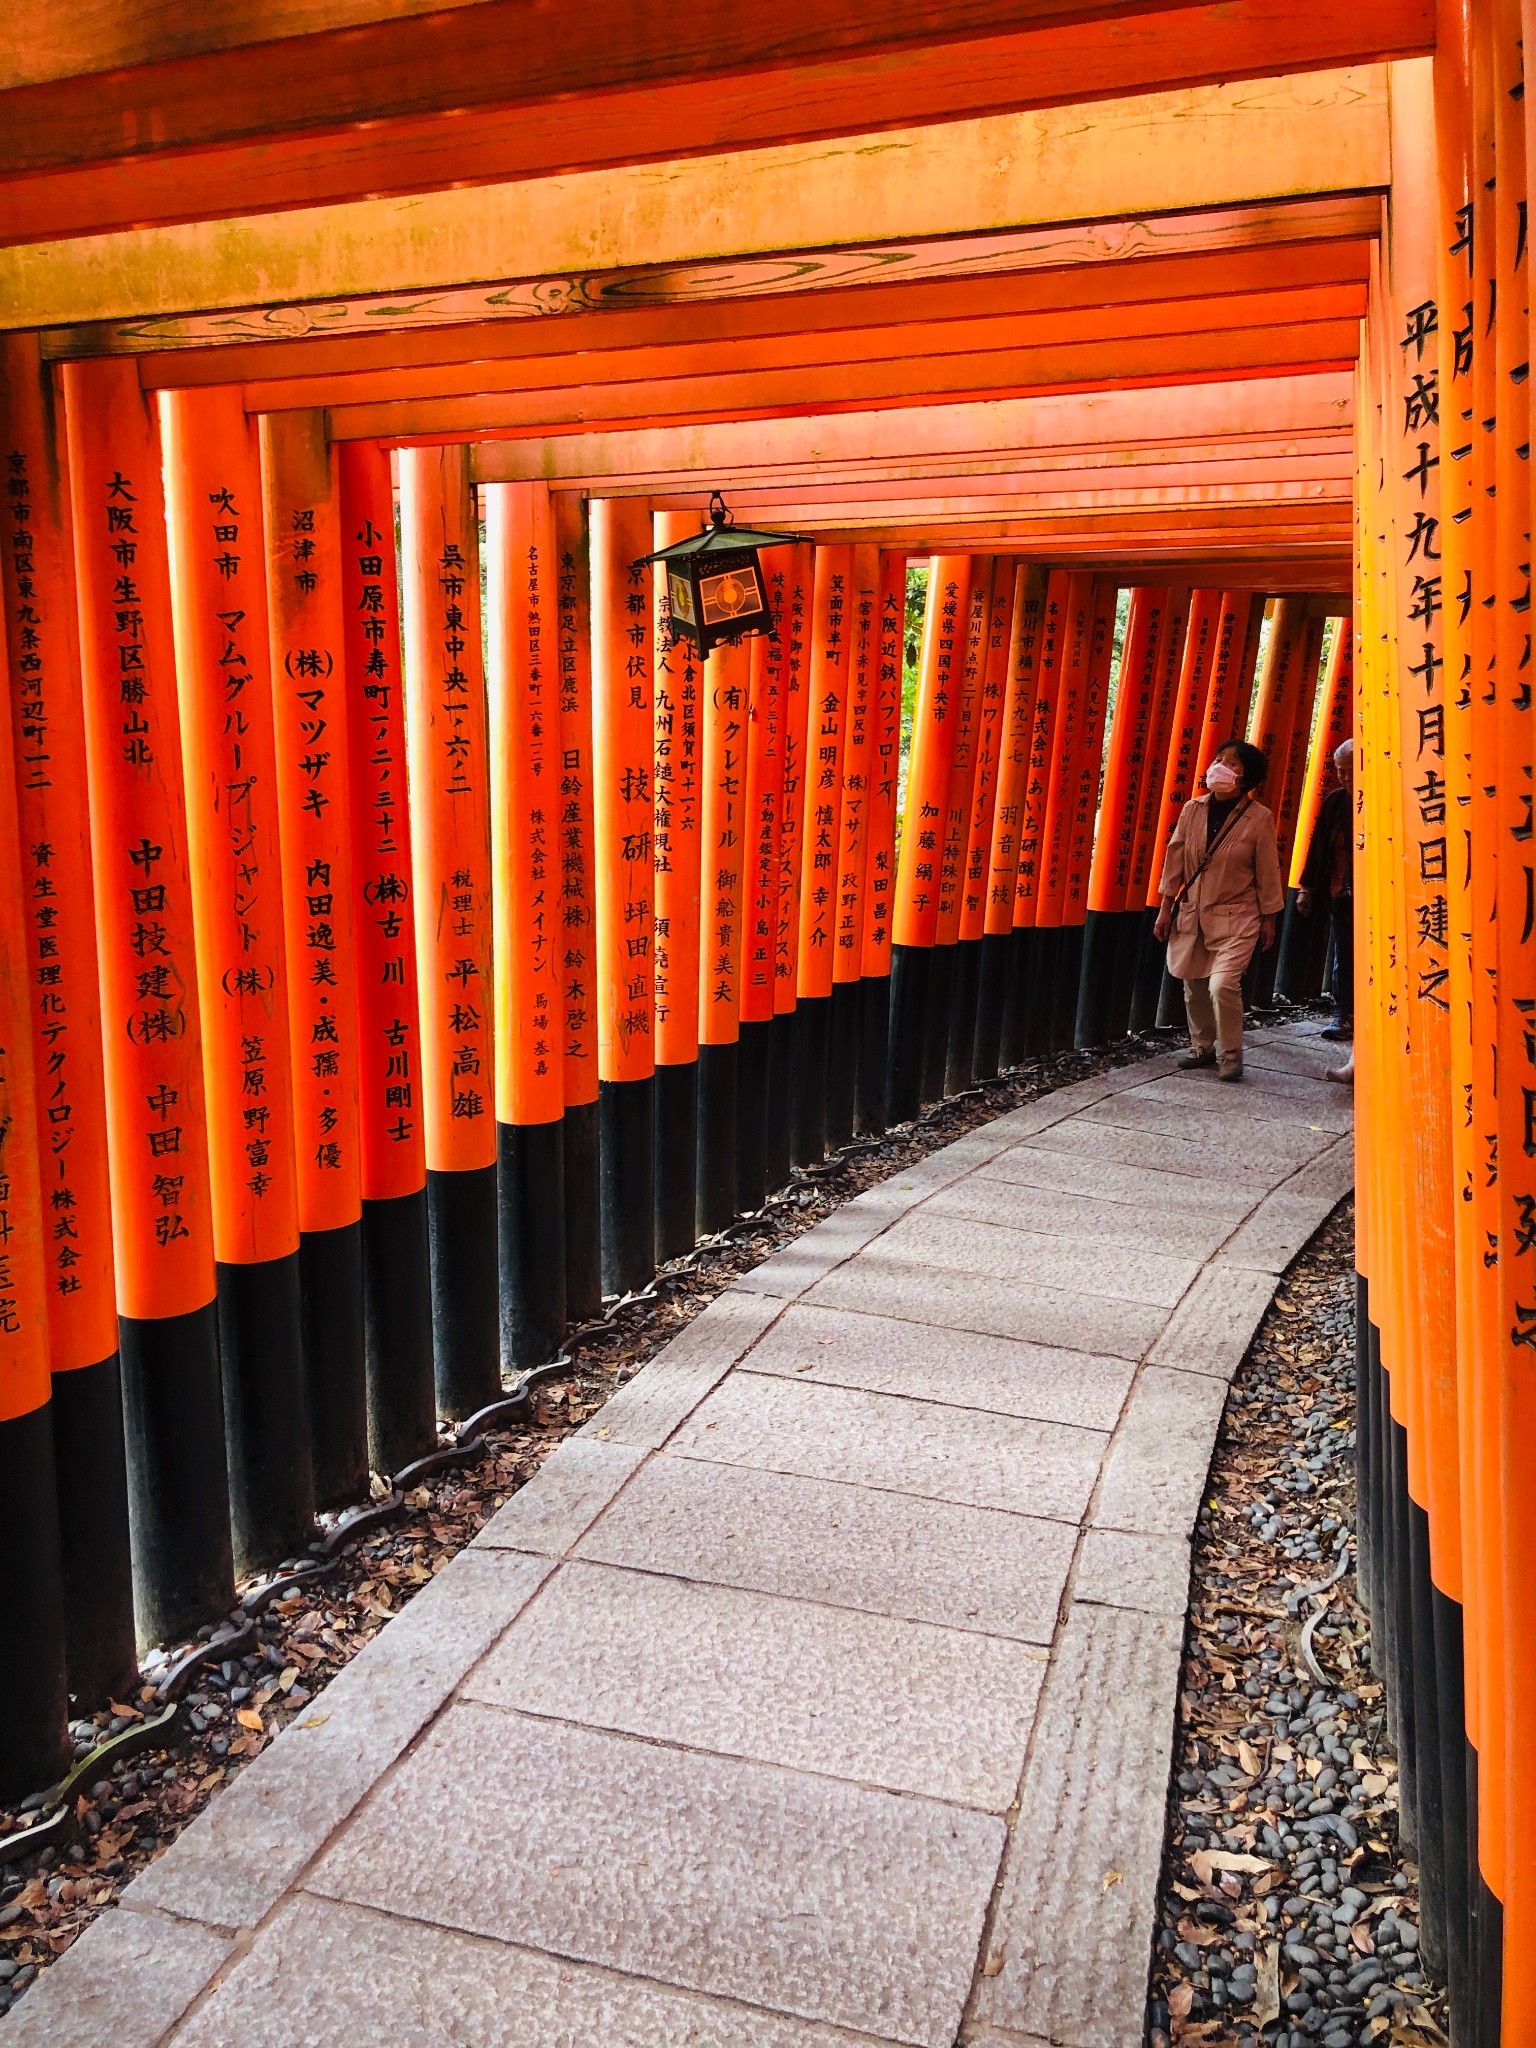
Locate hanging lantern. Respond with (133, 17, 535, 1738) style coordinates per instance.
(636, 491, 812, 659)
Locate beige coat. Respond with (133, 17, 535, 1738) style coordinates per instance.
(1158, 794, 1285, 979)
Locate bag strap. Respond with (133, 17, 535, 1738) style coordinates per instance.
(1169, 793, 1254, 911)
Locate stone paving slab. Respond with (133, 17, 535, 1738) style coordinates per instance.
(1091, 1365, 1230, 1538)
(2, 1907, 233, 2048)
(466, 1559, 1046, 1808)
(576, 1452, 1078, 1642)
(1074, 1528, 1193, 1616)
(572, 1289, 784, 1450)
(875, 1208, 1200, 1308)
(978, 1137, 1265, 1217)
(472, 1436, 648, 1556)
(129, 1546, 553, 1933)
(307, 1704, 1005, 2048)
(174, 1896, 893, 2048)
(1148, 1263, 1279, 1380)
(738, 1300, 1134, 1431)
(1017, 1113, 1296, 1189)
(18, 1028, 1351, 2048)
(1215, 1187, 1342, 1274)
(673, 1368, 1108, 1521)
(973, 1606, 1185, 2048)
(925, 1175, 1238, 1260)
(804, 1249, 1168, 1359)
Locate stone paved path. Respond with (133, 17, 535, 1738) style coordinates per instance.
(16, 1022, 1353, 2048)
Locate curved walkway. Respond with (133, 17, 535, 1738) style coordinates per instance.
(15, 1022, 1353, 2048)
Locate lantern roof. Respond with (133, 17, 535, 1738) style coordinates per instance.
(636, 491, 812, 565)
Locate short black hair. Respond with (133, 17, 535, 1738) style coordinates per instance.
(1219, 738, 1269, 792)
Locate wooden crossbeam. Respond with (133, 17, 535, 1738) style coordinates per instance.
(0, 71, 1391, 331)
(1, 3, 1426, 246)
(465, 375, 1355, 485)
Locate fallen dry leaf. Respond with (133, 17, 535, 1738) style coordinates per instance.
(234, 1709, 264, 1733)
(982, 1950, 1006, 1977)
(1190, 1849, 1271, 1885)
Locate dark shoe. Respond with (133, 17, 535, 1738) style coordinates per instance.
(1320, 1023, 1353, 1042)
(1217, 1059, 1244, 1083)
(1178, 1049, 1216, 1070)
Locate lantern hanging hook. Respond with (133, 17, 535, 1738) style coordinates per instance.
(707, 490, 733, 531)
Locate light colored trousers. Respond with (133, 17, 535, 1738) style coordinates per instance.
(1178, 926, 1259, 1060)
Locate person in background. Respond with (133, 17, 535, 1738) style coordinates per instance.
(1154, 739, 1284, 1083)
(1297, 737, 1355, 1049)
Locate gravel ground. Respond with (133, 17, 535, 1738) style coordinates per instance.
(1148, 1200, 1447, 2048)
(0, 1031, 1160, 2020)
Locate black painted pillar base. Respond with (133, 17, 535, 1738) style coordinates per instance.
(1271, 887, 1307, 1003)
(1247, 916, 1281, 1007)
(1154, 963, 1182, 1030)
(1407, 1496, 1446, 1971)
(120, 1298, 234, 1650)
(826, 980, 861, 1151)
(563, 1099, 603, 1320)
(1127, 905, 1165, 1036)
(999, 927, 1034, 1069)
(1388, 1411, 1420, 1857)
(696, 1040, 740, 1237)
(426, 1165, 500, 1428)
(361, 1189, 437, 1478)
(1104, 906, 1145, 1042)
(973, 933, 1010, 1081)
(944, 937, 982, 1095)
(854, 975, 890, 1137)
(1432, 1584, 1471, 2026)
(216, 1251, 314, 1575)
(920, 942, 956, 1105)
(498, 1117, 567, 1373)
(1075, 908, 1117, 1049)
(1051, 924, 1085, 1054)
(50, 1352, 137, 1711)
(300, 1219, 369, 1506)
(654, 1061, 698, 1263)
(736, 1020, 771, 1214)
(886, 943, 931, 1126)
(765, 1012, 796, 1192)
(1467, 1741, 1504, 2048)
(0, 1402, 71, 1800)
(792, 995, 831, 1167)
(600, 1074, 656, 1296)
(1024, 927, 1059, 1057)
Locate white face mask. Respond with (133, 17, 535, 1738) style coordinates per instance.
(1206, 762, 1240, 797)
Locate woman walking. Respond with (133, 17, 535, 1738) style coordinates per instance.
(1153, 739, 1284, 1082)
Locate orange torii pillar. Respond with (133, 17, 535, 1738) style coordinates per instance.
(63, 357, 234, 1645)
(1077, 586, 1168, 1049)
(400, 447, 499, 1422)
(1139, 589, 1227, 1031)
(1275, 613, 1353, 1003)
(888, 556, 973, 1124)
(1004, 568, 1066, 1062)
(697, 637, 750, 1230)
(766, 544, 814, 1188)
(948, 558, 1017, 1093)
(854, 549, 908, 1135)
(0, 630, 70, 1793)
(1124, 586, 1191, 1035)
(922, 561, 990, 1104)
(163, 387, 314, 1574)
(486, 481, 567, 1369)
(1194, 593, 1264, 785)
(262, 415, 373, 1489)
(1028, 570, 1095, 1057)
(1230, 595, 1268, 741)
(591, 499, 657, 1293)
(738, 571, 787, 1207)
(337, 442, 437, 1467)
(977, 565, 1047, 1077)
(1244, 595, 1321, 1009)
(793, 545, 853, 1163)
(0, 334, 135, 1707)
(1055, 579, 1118, 1048)
(553, 493, 603, 1318)
(829, 544, 881, 1144)
(651, 510, 701, 1260)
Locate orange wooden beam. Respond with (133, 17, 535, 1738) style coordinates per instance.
(327, 327, 1363, 442)
(0, 1, 1427, 244)
(133, 241, 1373, 393)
